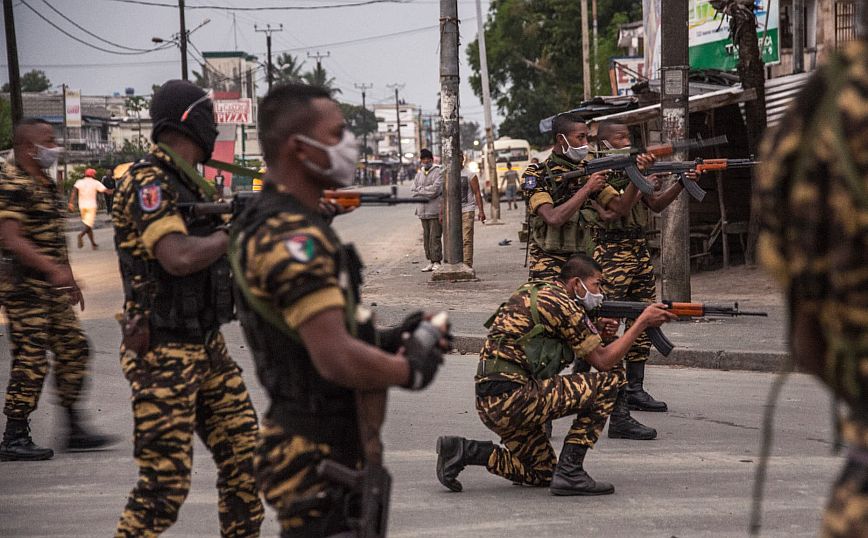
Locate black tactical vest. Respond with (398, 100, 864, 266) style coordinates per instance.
(232, 186, 361, 448)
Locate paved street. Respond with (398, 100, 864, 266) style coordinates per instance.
(0, 193, 842, 537)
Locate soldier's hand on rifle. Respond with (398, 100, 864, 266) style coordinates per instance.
(399, 312, 450, 390)
(581, 171, 608, 195)
(646, 173, 668, 192)
(684, 170, 700, 181)
(318, 199, 354, 219)
(595, 317, 620, 341)
(635, 153, 657, 171)
(637, 303, 677, 328)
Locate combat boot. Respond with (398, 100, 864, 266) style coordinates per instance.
(549, 443, 614, 496)
(65, 407, 117, 452)
(436, 436, 495, 492)
(626, 361, 668, 412)
(608, 388, 657, 440)
(0, 418, 54, 461)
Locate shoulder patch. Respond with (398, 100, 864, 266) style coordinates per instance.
(523, 176, 537, 189)
(284, 234, 316, 263)
(582, 314, 599, 335)
(137, 184, 162, 212)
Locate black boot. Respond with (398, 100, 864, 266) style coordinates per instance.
(549, 444, 614, 496)
(0, 418, 54, 461)
(436, 436, 495, 492)
(608, 388, 657, 440)
(626, 362, 668, 412)
(65, 407, 117, 452)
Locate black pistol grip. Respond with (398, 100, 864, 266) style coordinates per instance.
(626, 165, 654, 195)
(647, 327, 674, 356)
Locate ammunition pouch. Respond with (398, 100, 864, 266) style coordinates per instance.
(529, 211, 592, 256)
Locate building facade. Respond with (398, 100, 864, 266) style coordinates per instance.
(374, 102, 422, 163)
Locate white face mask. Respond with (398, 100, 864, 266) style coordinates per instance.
(34, 144, 63, 169)
(297, 131, 359, 187)
(559, 134, 588, 162)
(575, 278, 604, 311)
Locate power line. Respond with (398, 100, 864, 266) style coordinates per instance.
(101, 0, 411, 11)
(270, 21, 469, 54)
(20, 0, 174, 55)
(40, 0, 155, 52)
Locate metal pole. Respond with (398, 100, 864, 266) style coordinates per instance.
(387, 84, 405, 197)
(178, 0, 188, 80)
(592, 0, 598, 92)
(475, 0, 502, 225)
(581, 0, 591, 100)
(355, 83, 373, 185)
(61, 84, 69, 185)
(659, 0, 691, 301)
(3, 0, 22, 124)
(792, 0, 804, 73)
(439, 0, 465, 270)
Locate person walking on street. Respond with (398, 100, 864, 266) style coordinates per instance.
(436, 255, 675, 495)
(101, 171, 116, 216)
(503, 161, 519, 210)
(412, 148, 443, 272)
(233, 83, 447, 536)
(0, 118, 115, 461)
(69, 168, 112, 250)
(460, 152, 486, 268)
(111, 80, 263, 537)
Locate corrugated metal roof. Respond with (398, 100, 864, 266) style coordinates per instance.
(764, 71, 813, 127)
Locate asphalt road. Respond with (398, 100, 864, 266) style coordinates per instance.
(0, 191, 841, 537)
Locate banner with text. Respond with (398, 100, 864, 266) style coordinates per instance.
(64, 88, 81, 128)
(610, 57, 645, 96)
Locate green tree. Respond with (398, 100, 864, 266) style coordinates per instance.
(467, 0, 642, 147)
(302, 64, 341, 96)
(192, 68, 211, 89)
(0, 97, 12, 150)
(339, 102, 377, 138)
(2, 69, 52, 93)
(275, 53, 305, 85)
(460, 121, 481, 151)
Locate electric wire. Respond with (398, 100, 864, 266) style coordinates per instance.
(40, 0, 158, 52)
(101, 0, 410, 11)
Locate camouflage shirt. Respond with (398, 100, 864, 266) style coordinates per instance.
(756, 40, 868, 417)
(523, 153, 619, 215)
(477, 280, 602, 385)
(112, 145, 217, 314)
(0, 161, 68, 287)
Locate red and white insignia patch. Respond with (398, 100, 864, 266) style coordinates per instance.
(583, 315, 599, 334)
(137, 184, 162, 212)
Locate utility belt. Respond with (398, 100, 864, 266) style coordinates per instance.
(476, 356, 529, 379)
(149, 326, 219, 346)
(593, 228, 646, 243)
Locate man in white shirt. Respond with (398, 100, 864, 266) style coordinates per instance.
(68, 168, 112, 250)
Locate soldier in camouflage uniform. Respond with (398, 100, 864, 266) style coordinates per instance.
(522, 113, 608, 281)
(233, 83, 446, 537)
(436, 254, 674, 496)
(0, 118, 114, 461)
(584, 121, 702, 442)
(112, 81, 263, 537)
(756, 33, 868, 538)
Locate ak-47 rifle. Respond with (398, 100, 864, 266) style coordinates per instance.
(178, 190, 425, 218)
(591, 301, 768, 356)
(317, 312, 449, 537)
(645, 158, 759, 202)
(548, 135, 729, 199)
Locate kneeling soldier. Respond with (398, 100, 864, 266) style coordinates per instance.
(436, 254, 674, 495)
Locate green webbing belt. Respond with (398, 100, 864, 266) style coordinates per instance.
(157, 143, 217, 199)
(476, 357, 528, 378)
(205, 159, 265, 180)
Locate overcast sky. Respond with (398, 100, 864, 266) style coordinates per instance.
(1, 0, 499, 126)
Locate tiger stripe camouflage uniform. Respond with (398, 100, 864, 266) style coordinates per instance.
(236, 185, 363, 537)
(0, 160, 91, 422)
(475, 281, 624, 485)
(756, 41, 868, 538)
(112, 146, 263, 537)
(522, 154, 603, 281)
(586, 169, 654, 364)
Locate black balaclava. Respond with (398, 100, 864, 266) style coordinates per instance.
(150, 80, 219, 163)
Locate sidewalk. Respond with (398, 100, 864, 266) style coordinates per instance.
(345, 192, 788, 373)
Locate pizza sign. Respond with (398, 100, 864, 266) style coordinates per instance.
(214, 98, 252, 125)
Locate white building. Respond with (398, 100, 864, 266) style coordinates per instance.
(374, 102, 421, 163)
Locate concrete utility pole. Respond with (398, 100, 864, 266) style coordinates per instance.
(659, 0, 691, 301)
(178, 0, 188, 80)
(3, 0, 22, 124)
(256, 24, 284, 91)
(792, 0, 804, 73)
(387, 83, 405, 197)
(435, 0, 473, 280)
(355, 82, 373, 185)
(61, 84, 69, 183)
(307, 50, 330, 72)
(592, 0, 598, 91)
(581, 0, 591, 100)
(475, 0, 502, 225)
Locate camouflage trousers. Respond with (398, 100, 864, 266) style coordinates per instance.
(115, 331, 263, 538)
(822, 419, 868, 537)
(2, 286, 89, 419)
(527, 241, 569, 282)
(255, 417, 362, 537)
(594, 238, 655, 363)
(476, 368, 624, 486)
